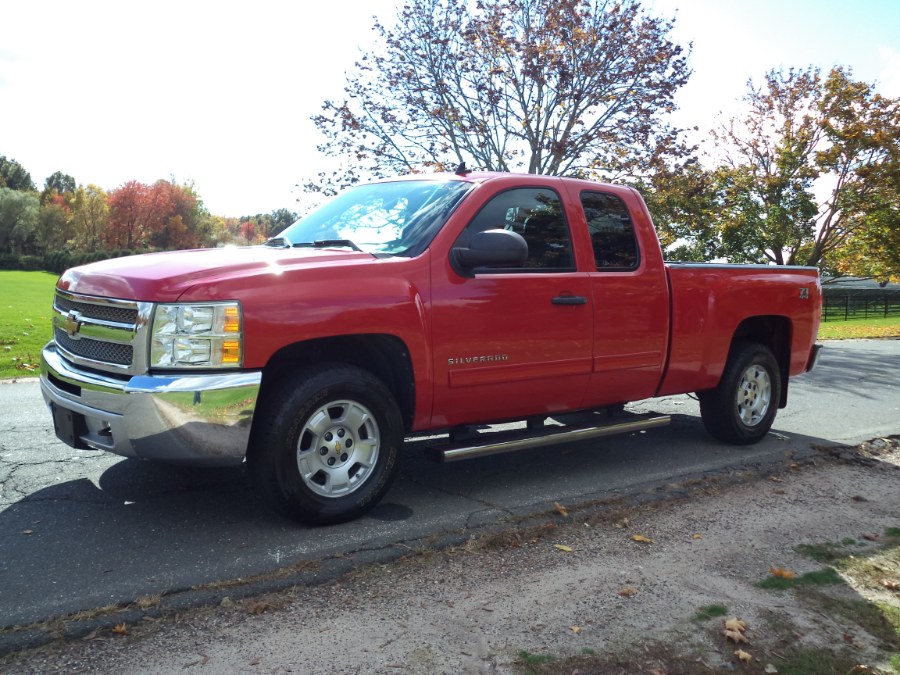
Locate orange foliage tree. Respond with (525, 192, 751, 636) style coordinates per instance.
(107, 179, 204, 250)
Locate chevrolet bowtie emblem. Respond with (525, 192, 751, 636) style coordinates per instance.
(334, 441, 342, 452)
(65, 311, 83, 340)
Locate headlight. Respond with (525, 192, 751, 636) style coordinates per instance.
(150, 302, 243, 368)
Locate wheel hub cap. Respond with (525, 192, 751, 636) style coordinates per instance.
(296, 400, 380, 498)
(736, 365, 771, 427)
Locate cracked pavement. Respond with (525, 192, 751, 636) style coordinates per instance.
(1, 340, 899, 634)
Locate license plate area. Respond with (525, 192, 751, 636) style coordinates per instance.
(51, 403, 89, 449)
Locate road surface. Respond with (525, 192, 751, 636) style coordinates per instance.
(1, 339, 898, 632)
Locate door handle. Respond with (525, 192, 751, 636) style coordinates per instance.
(551, 295, 587, 306)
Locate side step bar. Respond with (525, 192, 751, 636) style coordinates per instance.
(426, 413, 670, 463)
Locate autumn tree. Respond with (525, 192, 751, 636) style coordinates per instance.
(144, 180, 202, 250)
(107, 179, 204, 250)
(107, 180, 148, 249)
(309, 0, 689, 192)
(691, 67, 900, 279)
(238, 218, 261, 245)
(817, 70, 900, 281)
(69, 184, 110, 251)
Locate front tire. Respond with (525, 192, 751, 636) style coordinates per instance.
(698, 341, 782, 445)
(248, 363, 403, 525)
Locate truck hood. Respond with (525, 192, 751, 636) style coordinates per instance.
(57, 246, 376, 302)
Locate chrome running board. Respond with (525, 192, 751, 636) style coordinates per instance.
(426, 413, 671, 463)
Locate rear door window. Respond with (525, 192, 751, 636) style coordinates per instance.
(580, 191, 639, 271)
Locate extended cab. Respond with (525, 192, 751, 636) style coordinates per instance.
(40, 172, 822, 524)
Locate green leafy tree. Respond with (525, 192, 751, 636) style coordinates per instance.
(41, 171, 77, 206)
(637, 161, 721, 261)
(0, 155, 36, 192)
(35, 202, 72, 254)
(268, 208, 296, 237)
(309, 0, 690, 193)
(708, 67, 822, 265)
(238, 209, 297, 241)
(0, 187, 40, 253)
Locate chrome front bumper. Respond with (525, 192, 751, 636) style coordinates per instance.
(40, 343, 261, 466)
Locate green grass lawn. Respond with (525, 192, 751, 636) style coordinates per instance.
(0, 270, 58, 379)
(818, 315, 900, 340)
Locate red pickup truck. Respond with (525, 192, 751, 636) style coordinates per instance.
(40, 171, 822, 524)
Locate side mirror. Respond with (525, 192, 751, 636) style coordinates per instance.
(452, 229, 528, 274)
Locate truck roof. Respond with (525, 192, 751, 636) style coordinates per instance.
(377, 170, 636, 198)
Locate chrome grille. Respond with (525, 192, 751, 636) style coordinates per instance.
(52, 290, 152, 375)
(55, 295, 138, 324)
(54, 327, 134, 365)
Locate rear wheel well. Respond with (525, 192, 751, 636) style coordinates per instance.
(257, 335, 415, 433)
(730, 316, 792, 407)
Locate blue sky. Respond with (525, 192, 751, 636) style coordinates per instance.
(1, 0, 898, 216)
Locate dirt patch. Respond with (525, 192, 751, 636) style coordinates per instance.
(2, 439, 899, 674)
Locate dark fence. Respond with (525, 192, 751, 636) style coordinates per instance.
(822, 288, 900, 322)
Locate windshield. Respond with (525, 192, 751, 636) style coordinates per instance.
(274, 179, 474, 257)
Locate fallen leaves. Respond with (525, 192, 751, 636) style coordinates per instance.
(723, 628, 749, 644)
(570, 625, 582, 635)
(722, 617, 753, 663)
(630, 534, 653, 544)
(768, 566, 795, 579)
(735, 648, 752, 663)
(617, 587, 638, 597)
(553, 502, 569, 518)
(553, 544, 573, 553)
(111, 623, 128, 636)
(724, 618, 746, 632)
(243, 600, 276, 615)
(882, 578, 900, 591)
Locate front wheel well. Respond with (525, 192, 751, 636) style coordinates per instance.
(730, 316, 792, 408)
(257, 335, 415, 432)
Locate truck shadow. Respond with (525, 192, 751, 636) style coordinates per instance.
(0, 412, 869, 630)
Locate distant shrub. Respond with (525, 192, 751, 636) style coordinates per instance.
(1, 248, 158, 273)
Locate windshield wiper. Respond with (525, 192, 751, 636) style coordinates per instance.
(293, 239, 363, 252)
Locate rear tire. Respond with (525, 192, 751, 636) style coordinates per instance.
(248, 363, 403, 525)
(698, 341, 781, 445)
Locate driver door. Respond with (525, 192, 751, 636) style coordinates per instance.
(429, 186, 593, 427)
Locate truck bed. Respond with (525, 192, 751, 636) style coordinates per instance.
(658, 263, 821, 397)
